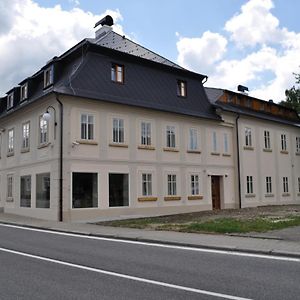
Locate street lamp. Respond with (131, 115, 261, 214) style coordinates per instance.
(42, 97, 63, 222)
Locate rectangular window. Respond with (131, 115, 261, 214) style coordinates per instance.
(298, 177, 300, 193)
(8, 129, 14, 154)
(189, 128, 198, 150)
(166, 126, 176, 148)
(7, 93, 14, 109)
(224, 133, 229, 153)
(266, 176, 272, 194)
(167, 174, 177, 196)
(245, 127, 252, 147)
(111, 64, 124, 83)
(20, 175, 31, 207)
(283, 177, 289, 193)
(296, 137, 300, 153)
(80, 114, 94, 140)
(113, 118, 125, 143)
(72, 172, 98, 208)
(39, 116, 48, 145)
(212, 131, 217, 152)
(109, 173, 129, 207)
(7, 174, 13, 199)
(246, 176, 253, 194)
(177, 80, 187, 97)
(44, 66, 53, 88)
(191, 174, 200, 195)
(22, 122, 30, 150)
(264, 130, 270, 149)
(20, 83, 28, 101)
(36, 173, 50, 208)
(141, 122, 151, 146)
(142, 173, 152, 196)
(281, 134, 287, 151)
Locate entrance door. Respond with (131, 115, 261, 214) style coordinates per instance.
(211, 176, 221, 210)
(109, 173, 129, 207)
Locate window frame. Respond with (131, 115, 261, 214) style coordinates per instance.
(20, 83, 28, 101)
(266, 176, 272, 194)
(283, 177, 289, 193)
(190, 174, 200, 196)
(22, 121, 30, 150)
(281, 134, 287, 151)
(246, 176, 253, 194)
(245, 127, 252, 147)
(7, 92, 14, 110)
(189, 128, 198, 151)
(39, 116, 49, 146)
(223, 133, 229, 154)
(296, 136, 300, 153)
(177, 80, 187, 97)
(167, 174, 177, 196)
(7, 128, 14, 154)
(111, 63, 124, 84)
(44, 66, 53, 88)
(212, 131, 218, 152)
(166, 125, 176, 148)
(264, 130, 271, 150)
(141, 122, 152, 146)
(112, 118, 125, 144)
(142, 173, 152, 197)
(80, 113, 95, 141)
(20, 175, 31, 208)
(7, 174, 13, 200)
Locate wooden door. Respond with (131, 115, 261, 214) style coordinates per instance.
(211, 176, 221, 210)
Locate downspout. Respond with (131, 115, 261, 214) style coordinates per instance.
(235, 114, 242, 209)
(55, 93, 64, 222)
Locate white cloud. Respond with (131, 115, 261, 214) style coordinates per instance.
(176, 0, 300, 102)
(0, 0, 124, 96)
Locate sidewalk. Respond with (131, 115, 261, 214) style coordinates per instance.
(1, 212, 300, 258)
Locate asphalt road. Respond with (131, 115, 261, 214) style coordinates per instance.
(0, 224, 300, 300)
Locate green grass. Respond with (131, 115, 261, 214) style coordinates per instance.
(101, 216, 300, 234)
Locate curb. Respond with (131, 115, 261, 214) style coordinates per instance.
(1, 220, 300, 259)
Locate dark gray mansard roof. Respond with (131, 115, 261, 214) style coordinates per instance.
(205, 87, 300, 127)
(0, 29, 219, 121)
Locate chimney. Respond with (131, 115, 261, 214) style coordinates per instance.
(237, 85, 249, 95)
(94, 15, 114, 40)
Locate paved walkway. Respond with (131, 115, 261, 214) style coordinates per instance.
(1, 212, 300, 258)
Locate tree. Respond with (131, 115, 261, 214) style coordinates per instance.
(280, 73, 300, 114)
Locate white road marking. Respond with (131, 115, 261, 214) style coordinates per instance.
(0, 246, 251, 300)
(0, 223, 300, 262)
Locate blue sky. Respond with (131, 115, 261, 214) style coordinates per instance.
(1, 0, 300, 101)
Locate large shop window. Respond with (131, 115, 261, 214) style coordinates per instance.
(109, 173, 129, 207)
(72, 172, 98, 208)
(20, 175, 31, 207)
(36, 173, 50, 208)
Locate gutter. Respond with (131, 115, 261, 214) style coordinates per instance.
(235, 114, 242, 209)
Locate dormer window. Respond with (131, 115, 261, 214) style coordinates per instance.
(111, 63, 124, 83)
(177, 80, 186, 97)
(7, 93, 14, 110)
(20, 83, 28, 101)
(44, 66, 53, 88)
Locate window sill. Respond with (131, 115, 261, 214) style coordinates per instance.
(244, 146, 254, 151)
(164, 196, 181, 201)
(188, 195, 203, 200)
(138, 145, 155, 150)
(245, 193, 256, 198)
(21, 148, 30, 153)
(280, 150, 289, 154)
(163, 147, 179, 152)
(263, 148, 272, 152)
(109, 143, 128, 148)
(76, 140, 98, 145)
(138, 197, 158, 202)
(187, 150, 201, 154)
(265, 193, 274, 198)
(38, 142, 50, 149)
(282, 193, 290, 197)
(222, 153, 231, 157)
(7, 152, 14, 157)
(6, 198, 13, 202)
(210, 152, 220, 156)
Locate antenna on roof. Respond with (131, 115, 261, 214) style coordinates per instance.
(94, 15, 114, 28)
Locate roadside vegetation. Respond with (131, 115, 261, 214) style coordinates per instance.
(97, 205, 300, 234)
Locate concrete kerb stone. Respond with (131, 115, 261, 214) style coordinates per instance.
(1, 220, 300, 259)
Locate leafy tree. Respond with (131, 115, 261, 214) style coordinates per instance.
(280, 73, 300, 114)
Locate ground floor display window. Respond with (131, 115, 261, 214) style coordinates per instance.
(20, 175, 31, 207)
(109, 173, 129, 207)
(36, 173, 50, 208)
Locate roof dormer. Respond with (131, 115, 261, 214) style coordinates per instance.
(7, 92, 14, 110)
(20, 82, 28, 101)
(43, 65, 54, 89)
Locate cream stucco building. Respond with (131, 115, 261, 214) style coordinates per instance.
(0, 19, 299, 221)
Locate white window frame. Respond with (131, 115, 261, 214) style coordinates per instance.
(8, 128, 14, 154)
(113, 118, 125, 144)
(224, 133, 229, 153)
(141, 122, 151, 146)
(190, 174, 200, 195)
(166, 125, 176, 148)
(245, 127, 252, 147)
(20, 83, 28, 101)
(264, 130, 270, 149)
(283, 177, 289, 193)
(111, 64, 124, 83)
(44, 66, 53, 88)
(142, 173, 152, 196)
(7, 92, 14, 109)
(189, 128, 198, 150)
(80, 113, 94, 140)
(246, 176, 253, 194)
(266, 176, 272, 194)
(167, 174, 177, 196)
(7, 174, 13, 199)
(22, 122, 30, 150)
(296, 136, 300, 153)
(39, 116, 48, 145)
(177, 80, 186, 97)
(281, 134, 287, 151)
